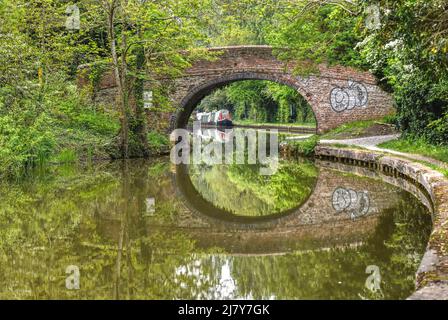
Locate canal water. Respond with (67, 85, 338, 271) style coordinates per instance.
(0, 129, 432, 299)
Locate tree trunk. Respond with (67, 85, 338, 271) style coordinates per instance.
(133, 44, 150, 157)
(107, 1, 129, 158)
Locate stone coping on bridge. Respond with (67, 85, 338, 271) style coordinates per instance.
(314, 145, 448, 300)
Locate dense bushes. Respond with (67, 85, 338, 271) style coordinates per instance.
(392, 74, 448, 145)
(0, 111, 55, 177)
(197, 80, 316, 125)
(357, 1, 448, 145)
(0, 74, 120, 177)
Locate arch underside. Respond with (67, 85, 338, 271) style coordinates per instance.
(174, 72, 316, 129)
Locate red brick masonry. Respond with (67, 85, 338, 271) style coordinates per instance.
(78, 46, 395, 133)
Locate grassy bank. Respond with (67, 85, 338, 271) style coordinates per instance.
(1, 82, 114, 177)
(280, 135, 319, 157)
(0, 77, 170, 179)
(379, 138, 448, 164)
(148, 131, 170, 154)
(321, 119, 397, 140)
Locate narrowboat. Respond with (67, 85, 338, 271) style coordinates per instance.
(196, 109, 233, 127)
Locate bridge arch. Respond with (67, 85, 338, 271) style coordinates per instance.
(172, 161, 403, 231)
(173, 163, 316, 228)
(78, 45, 395, 133)
(175, 71, 315, 129)
(167, 46, 394, 133)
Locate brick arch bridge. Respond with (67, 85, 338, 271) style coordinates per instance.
(166, 45, 394, 133)
(78, 45, 394, 133)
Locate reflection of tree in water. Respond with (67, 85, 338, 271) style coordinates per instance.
(226, 192, 432, 300)
(162, 192, 431, 300)
(0, 161, 432, 299)
(0, 160, 206, 299)
(188, 158, 318, 216)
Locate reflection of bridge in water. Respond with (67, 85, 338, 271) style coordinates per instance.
(145, 160, 428, 255)
(90, 157, 433, 256)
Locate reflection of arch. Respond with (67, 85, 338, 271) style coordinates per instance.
(175, 72, 315, 130)
(169, 162, 404, 254)
(172, 162, 400, 230)
(173, 163, 313, 228)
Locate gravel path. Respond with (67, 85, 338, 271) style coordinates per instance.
(320, 134, 448, 168)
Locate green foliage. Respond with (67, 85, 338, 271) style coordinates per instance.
(382, 114, 398, 125)
(265, 82, 315, 123)
(0, 112, 55, 177)
(358, 0, 448, 144)
(200, 0, 278, 46)
(426, 111, 448, 145)
(390, 73, 448, 144)
(147, 131, 169, 153)
(286, 135, 319, 157)
(189, 158, 318, 216)
(0, 0, 212, 175)
(73, 112, 120, 135)
(226, 81, 271, 122)
(266, 3, 366, 70)
(197, 80, 316, 125)
(53, 148, 78, 164)
(379, 138, 448, 164)
(87, 61, 110, 92)
(0, 72, 120, 178)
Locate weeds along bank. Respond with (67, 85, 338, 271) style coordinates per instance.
(0, 74, 168, 179)
(0, 75, 116, 178)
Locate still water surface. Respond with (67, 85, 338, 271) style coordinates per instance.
(0, 131, 433, 299)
